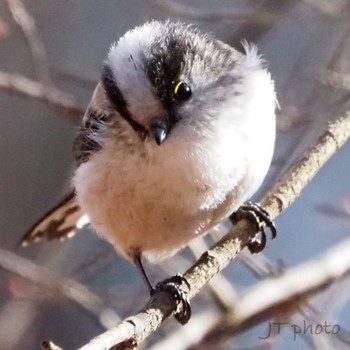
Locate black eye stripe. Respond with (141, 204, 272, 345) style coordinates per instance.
(102, 65, 147, 136)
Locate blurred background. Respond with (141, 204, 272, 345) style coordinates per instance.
(1, 1, 350, 349)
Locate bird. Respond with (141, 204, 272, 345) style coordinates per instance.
(21, 20, 277, 324)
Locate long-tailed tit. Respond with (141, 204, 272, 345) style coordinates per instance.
(22, 21, 277, 324)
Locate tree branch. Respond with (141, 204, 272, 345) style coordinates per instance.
(148, 0, 276, 24)
(0, 71, 84, 121)
(4, 0, 86, 122)
(302, 0, 349, 16)
(148, 310, 220, 350)
(0, 248, 120, 329)
(41, 110, 350, 350)
(6, 0, 51, 84)
(192, 237, 350, 347)
(260, 111, 350, 218)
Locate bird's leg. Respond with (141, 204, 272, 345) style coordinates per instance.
(230, 202, 277, 254)
(134, 253, 154, 293)
(133, 253, 191, 325)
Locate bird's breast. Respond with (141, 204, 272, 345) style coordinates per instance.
(73, 130, 245, 260)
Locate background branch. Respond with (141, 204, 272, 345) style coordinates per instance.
(192, 237, 350, 348)
(148, 0, 276, 24)
(6, 0, 51, 84)
(0, 71, 83, 120)
(0, 248, 120, 329)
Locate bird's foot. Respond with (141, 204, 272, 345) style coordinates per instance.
(151, 274, 191, 325)
(231, 202, 277, 254)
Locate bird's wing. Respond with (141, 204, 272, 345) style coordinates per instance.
(20, 191, 88, 246)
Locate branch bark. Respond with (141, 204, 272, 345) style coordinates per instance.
(43, 110, 350, 350)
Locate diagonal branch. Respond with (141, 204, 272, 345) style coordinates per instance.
(260, 111, 350, 217)
(148, 0, 276, 24)
(45, 110, 350, 349)
(0, 71, 84, 121)
(0, 248, 120, 329)
(6, 0, 51, 84)
(192, 237, 350, 347)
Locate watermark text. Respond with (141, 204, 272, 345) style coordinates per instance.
(259, 321, 340, 341)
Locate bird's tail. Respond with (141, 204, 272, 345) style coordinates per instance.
(20, 191, 88, 246)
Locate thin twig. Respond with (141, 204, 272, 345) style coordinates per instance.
(327, 22, 350, 71)
(0, 248, 120, 329)
(6, 0, 51, 84)
(47, 110, 350, 350)
(319, 69, 350, 91)
(192, 238, 350, 347)
(0, 71, 84, 121)
(0, 16, 10, 38)
(302, 0, 350, 16)
(52, 68, 98, 89)
(148, 0, 276, 24)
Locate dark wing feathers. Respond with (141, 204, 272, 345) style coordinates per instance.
(21, 84, 109, 246)
(20, 191, 86, 246)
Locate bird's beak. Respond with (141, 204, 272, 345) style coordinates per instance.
(150, 120, 168, 146)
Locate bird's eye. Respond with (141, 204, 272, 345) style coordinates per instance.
(173, 81, 192, 101)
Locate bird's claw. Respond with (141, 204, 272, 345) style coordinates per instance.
(152, 274, 191, 325)
(231, 202, 277, 254)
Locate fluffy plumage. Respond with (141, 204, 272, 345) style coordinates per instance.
(21, 21, 277, 325)
(23, 20, 276, 267)
(73, 21, 276, 262)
